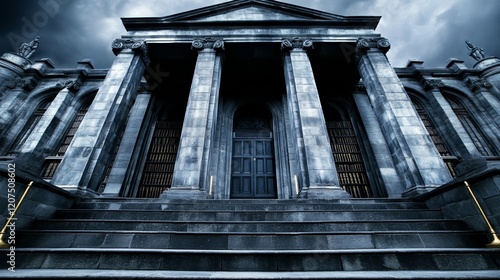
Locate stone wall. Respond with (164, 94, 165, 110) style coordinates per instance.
(420, 164, 500, 233)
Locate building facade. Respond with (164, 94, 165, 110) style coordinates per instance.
(1, 0, 499, 201)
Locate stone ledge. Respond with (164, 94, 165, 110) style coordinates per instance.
(3, 269, 500, 279)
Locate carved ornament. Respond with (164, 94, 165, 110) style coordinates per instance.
(7, 77, 38, 92)
(111, 39, 150, 65)
(55, 79, 82, 93)
(465, 77, 491, 93)
(281, 38, 314, 51)
(191, 38, 225, 52)
(420, 78, 445, 91)
(356, 37, 391, 55)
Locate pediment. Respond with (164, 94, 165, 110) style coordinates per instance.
(122, 0, 380, 31)
(190, 5, 311, 22)
(161, 0, 346, 22)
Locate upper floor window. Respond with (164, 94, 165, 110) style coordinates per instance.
(41, 98, 93, 179)
(445, 95, 495, 157)
(6, 96, 54, 156)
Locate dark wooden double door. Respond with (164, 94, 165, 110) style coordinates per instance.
(231, 137, 277, 198)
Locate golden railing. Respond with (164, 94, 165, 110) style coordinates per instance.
(0, 181, 33, 248)
(464, 181, 500, 248)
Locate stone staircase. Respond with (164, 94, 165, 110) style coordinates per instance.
(5, 198, 500, 278)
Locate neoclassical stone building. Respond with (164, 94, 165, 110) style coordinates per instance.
(1, 0, 499, 201)
(1, 0, 500, 276)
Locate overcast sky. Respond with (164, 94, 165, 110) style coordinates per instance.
(1, 0, 499, 69)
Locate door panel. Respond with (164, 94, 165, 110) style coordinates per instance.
(231, 138, 276, 198)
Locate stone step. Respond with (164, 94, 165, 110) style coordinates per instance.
(8, 248, 500, 271)
(72, 199, 428, 211)
(31, 219, 468, 232)
(5, 269, 500, 279)
(53, 209, 444, 221)
(15, 230, 487, 250)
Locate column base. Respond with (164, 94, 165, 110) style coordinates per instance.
(402, 185, 439, 197)
(305, 186, 351, 199)
(160, 187, 208, 199)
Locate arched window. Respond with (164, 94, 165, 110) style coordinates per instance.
(324, 106, 372, 198)
(410, 96, 458, 177)
(6, 96, 54, 156)
(445, 95, 495, 157)
(136, 112, 182, 198)
(41, 98, 93, 179)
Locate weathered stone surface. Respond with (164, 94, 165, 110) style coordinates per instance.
(357, 44, 452, 193)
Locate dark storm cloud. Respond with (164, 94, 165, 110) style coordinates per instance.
(1, 0, 499, 69)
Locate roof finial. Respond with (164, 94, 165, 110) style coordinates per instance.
(17, 36, 40, 59)
(465, 40, 485, 61)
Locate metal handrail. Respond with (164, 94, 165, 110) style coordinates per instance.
(464, 181, 500, 248)
(0, 181, 33, 248)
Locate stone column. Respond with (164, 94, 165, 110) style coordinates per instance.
(163, 39, 224, 199)
(50, 39, 148, 193)
(356, 37, 451, 196)
(102, 91, 152, 197)
(282, 39, 349, 199)
(352, 86, 404, 197)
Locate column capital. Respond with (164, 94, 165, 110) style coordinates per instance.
(281, 38, 314, 51)
(55, 79, 82, 93)
(356, 37, 391, 55)
(191, 38, 225, 52)
(112, 39, 150, 65)
(420, 78, 445, 91)
(465, 77, 492, 94)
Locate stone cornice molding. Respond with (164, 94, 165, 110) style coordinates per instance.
(111, 39, 150, 65)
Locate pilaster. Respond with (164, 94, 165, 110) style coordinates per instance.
(282, 38, 350, 199)
(421, 78, 482, 159)
(356, 37, 451, 196)
(14, 86, 75, 174)
(50, 39, 148, 194)
(162, 39, 224, 199)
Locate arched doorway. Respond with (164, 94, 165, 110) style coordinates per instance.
(230, 105, 277, 198)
